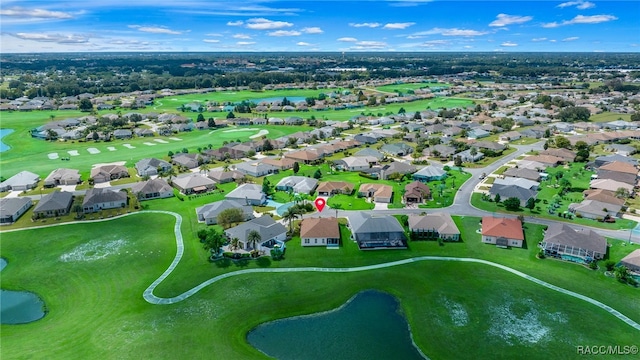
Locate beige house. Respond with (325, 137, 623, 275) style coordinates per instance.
(300, 217, 340, 247)
(358, 183, 393, 203)
(620, 249, 640, 274)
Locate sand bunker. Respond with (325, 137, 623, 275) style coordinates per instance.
(123, 144, 136, 149)
(223, 128, 259, 133)
(169, 137, 182, 141)
(87, 148, 101, 154)
(48, 153, 59, 160)
(153, 139, 169, 144)
(249, 129, 269, 139)
(67, 150, 80, 156)
(143, 142, 156, 146)
(91, 161, 127, 168)
(107, 146, 117, 151)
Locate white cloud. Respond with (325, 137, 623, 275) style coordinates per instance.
(419, 40, 449, 47)
(563, 36, 579, 42)
(128, 25, 184, 35)
(203, 39, 220, 43)
(245, 18, 293, 30)
(268, 30, 301, 36)
(557, 1, 595, 10)
(542, 14, 617, 28)
(413, 28, 488, 36)
(489, 14, 533, 27)
(354, 40, 387, 48)
(337, 37, 358, 42)
(383, 22, 415, 30)
(501, 41, 518, 47)
(227, 20, 244, 26)
(236, 41, 255, 45)
(9, 32, 89, 44)
(301, 27, 323, 34)
(297, 42, 311, 46)
(531, 37, 547, 42)
(233, 34, 252, 39)
(0, 6, 75, 19)
(206, 33, 223, 37)
(349, 22, 381, 28)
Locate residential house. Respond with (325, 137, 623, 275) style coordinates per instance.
(275, 176, 318, 195)
(225, 184, 266, 206)
(348, 212, 407, 249)
(172, 153, 201, 169)
(334, 156, 376, 172)
(481, 217, 525, 248)
(403, 181, 431, 204)
(516, 159, 547, 172)
(284, 149, 324, 164)
(358, 183, 393, 203)
(604, 144, 636, 157)
(32, 191, 73, 218)
(540, 223, 607, 262)
(412, 165, 447, 182)
(426, 144, 457, 159)
(135, 158, 172, 177)
(300, 217, 340, 247)
(583, 189, 626, 208)
(196, 199, 254, 225)
(540, 148, 576, 163)
(0, 197, 33, 224)
(489, 184, 538, 206)
(113, 129, 132, 139)
(467, 128, 490, 139)
(90, 165, 129, 184)
(457, 149, 484, 163)
(499, 131, 522, 142)
(525, 154, 564, 167)
(474, 141, 506, 154)
(620, 249, 640, 274)
(44, 168, 81, 187)
(172, 174, 216, 194)
(0, 171, 40, 192)
(594, 154, 638, 168)
(597, 161, 638, 185)
(493, 177, 540, 191)
(502, 167, 541, 182)
(568, 200, 622, 220)
(380, 143, 414, 157)
(130, 179, 174, 201)
(316, 181, 354, 196)
(224, 216, 287, 252)
(260, 157, 296, 171)
(207, 169, 245, 184)
(354, 134, 378, 144)
(235, 160, 279, 177)
(589, 178, 634, 193)
(380, 161, 417, 180)
(82, 188, 128, 213)
(408, 213, 460, 241)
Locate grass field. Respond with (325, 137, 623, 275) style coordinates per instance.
(1, 212, 638, 359)
(0, 125, 308, 179)
(590, 112, 631, 123)
(374, 82, 450, 94)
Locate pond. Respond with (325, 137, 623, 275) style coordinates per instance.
(249, 96, 306, 104)
(247, 290, 427, 360)
(0, 258, 47, 324)
(0, 128, 15, 152)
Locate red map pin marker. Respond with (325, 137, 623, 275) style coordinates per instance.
(314, 198, 326, 212)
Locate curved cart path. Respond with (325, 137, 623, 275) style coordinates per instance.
(139, 211, 640, 331)
(2, 210, 638, 330)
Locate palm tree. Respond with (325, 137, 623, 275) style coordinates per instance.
(199, 163, 210, 174)
(230, 237, 240, 251)
(247, 230, 261, 252)
(282, 209, 300, 234)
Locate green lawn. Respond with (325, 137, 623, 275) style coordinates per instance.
(373, 82, 450, 94)
(589, 112, 631, 123)
(0, 125, 308, 179)
(463, 147, 517, 168)
(1, 212, 638, 359)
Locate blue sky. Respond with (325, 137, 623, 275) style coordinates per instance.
(1, 0, 638, 52)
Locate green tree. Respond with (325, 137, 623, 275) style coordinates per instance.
(293, 162, 300, 174)
(79, 98, 93, 112)
(262, 178, 272, 195)
(494, 193, 501, 204)
(217, 208, 245, 229)
(226, 111, 235, 119)
(526, 197, 536, 210)
(504, 197, 521, 211)
(282, 209, 300, 234)
(197, 113, 205, 122)
(554, 136, 571, 149)
(247, 230, 261, 253)
(203, 230, 225, 257)
(263, 139, 274, 152)
(313, 169, 322, 179)
(207, 118, 216, 128)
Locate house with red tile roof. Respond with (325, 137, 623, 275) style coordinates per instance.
(481, 217, 524, 248)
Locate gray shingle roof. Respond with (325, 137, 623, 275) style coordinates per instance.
(33, 191, 73, 213)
